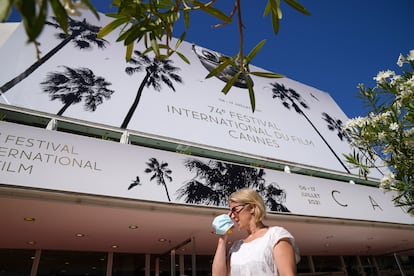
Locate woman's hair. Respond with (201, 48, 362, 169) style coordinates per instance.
(229, 188, 266, 222)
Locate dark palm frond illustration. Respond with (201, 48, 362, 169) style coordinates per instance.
(0, 16, 108, 94)
(310, 93, 320, 102)
(128, 176, 141, 190)
(272, 82, 309, 112)
(41, 66, 114, 115)
(270, 82, 351, 173)
(322, 111, 383, 175)
(262, 182, 290, 212)
(144, 158, 173, 202)
(178, 159, 259, 203)
(322, 112, 351, 143)
(322, 112, 385, 176)
(120, 50, 183, 129)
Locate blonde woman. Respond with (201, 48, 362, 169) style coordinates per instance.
(212, 188, 299, 276)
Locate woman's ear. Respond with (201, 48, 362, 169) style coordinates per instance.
(250, 205, 255, 214)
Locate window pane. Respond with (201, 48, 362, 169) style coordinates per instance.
(376, 255, 399, 273)
(113, 253, 146, 276)
(296, 256, 312, 273)
(313, 255, 343, 272)
(188, 255, 213, 276)
(37, 250, 107, 276)
(0, 249, 35, 276)
(398, 255, 414, 274)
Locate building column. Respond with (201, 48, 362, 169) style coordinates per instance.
(106, 252, 113, 276)
(308, 256, 315, 273)
(179, 254, 185, 275)
(171, 249, 176, 276)
(30, 249, 41, 276)
(145, 254, 151, 276)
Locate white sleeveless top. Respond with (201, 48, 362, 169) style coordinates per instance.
(229, 226, 300, 276)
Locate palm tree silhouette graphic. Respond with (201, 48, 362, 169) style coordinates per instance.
(177, 159, 265, 205)
(0, 17, 108, 95)
(321, 112, 383, 176)
(144, 158, 173, 202)
(270, 82, 351, 173)
(322, 112, 351, 143)
(177, 158, 291, 212)
(120, 50, 183, 129)
(41, 66, 114, 115)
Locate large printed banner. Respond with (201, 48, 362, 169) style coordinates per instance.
(0, 11, 383, 178)
(0, 121, 411, 224)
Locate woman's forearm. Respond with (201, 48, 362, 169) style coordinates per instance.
(212, 236, 228, 276)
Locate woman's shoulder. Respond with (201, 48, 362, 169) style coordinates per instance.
(268, 226, 301, 263)
(268, 226, 290, 233)
(267, 226, 295, 241)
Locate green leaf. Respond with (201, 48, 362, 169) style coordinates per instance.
(98, 17, 130, 38)
(125, 42, 134, 61)
(246, 76, 256, 112)
(141, 44, 169, 57)
(183, 10, 190, 29)
(150, 33, 160, 57)
(24, 0, 48, 42)
(263, 1, 271, 16)
(49, 0, 68, 34)
(175, 50, 190, 64)
(245, 39, 266, 64)
(269, 0, 280, 34)
(33, 0, 48, 33)
(222, 71, 241, 95)
(174, 32, 186, 50)
(0, 0, 13, 21)
(284, 0, 311, 16)
(269, 0, 280, 16)
(123, 23, 149, 45)
(141, 47, 154, 56)
(205, 57, 233, 79)
(116, 24, 137, 43)
(278, 6, 283, 20)
(17, 0, 36, 41)
(104, 12, 123, 19)
(193, 1, 230, 22)
(271, 12, 280, 34)
(80, 0, 100, 19)
(251, 71, 284, 78)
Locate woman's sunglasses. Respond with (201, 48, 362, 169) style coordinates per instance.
(230, 204, 247, 215)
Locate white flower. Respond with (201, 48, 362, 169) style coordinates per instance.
(397, 88, 413, 101)
(389, 122, 399, 131)
(380, 173, 395, 190)
(397, 50, 414, 66)
(397, 54, 405, 67)
(407, 50, 414, 61)
(405, 75, 414, 88)
(382, 111, 393, 119)
(404, 127, 414, 138)
(390, 74, 402, 85)
(345, 116, 368, 129)
(378, 131, 386, 140)
(373, 70, 395, 84)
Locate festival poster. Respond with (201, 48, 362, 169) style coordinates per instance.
(0, 11, 384, 179)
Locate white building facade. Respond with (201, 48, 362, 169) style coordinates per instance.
(0, 11, 413, 275)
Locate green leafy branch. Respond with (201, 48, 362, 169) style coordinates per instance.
(1, 0, 99, 58)
(1, 0, 310, 111)
(343, 51, 414, 214)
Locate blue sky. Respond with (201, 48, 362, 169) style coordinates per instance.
(6, 0, 414, 119)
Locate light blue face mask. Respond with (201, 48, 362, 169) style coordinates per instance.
(212, 214, 234, 235)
